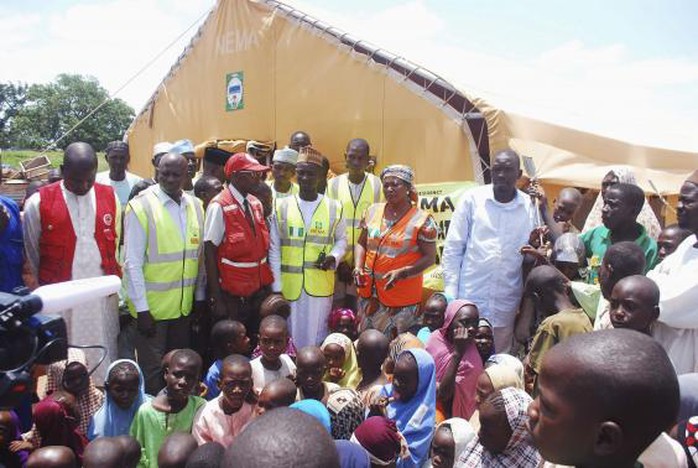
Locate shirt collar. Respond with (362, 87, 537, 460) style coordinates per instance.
(600, 222, 647, 241)
(60, 181, 94, 199)
(485, 185, 526, 208)
(227, 184, 247, 205)
(154, 184, 187, 207)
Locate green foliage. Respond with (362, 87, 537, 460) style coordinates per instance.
(0, 83, 28, 147)
(5, 74, 134, 152)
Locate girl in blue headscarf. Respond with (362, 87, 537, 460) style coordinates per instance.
(373, 348, 436, 468)
(87, 359, 150, 439)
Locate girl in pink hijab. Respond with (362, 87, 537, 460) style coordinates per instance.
(426, 299, 484, 420)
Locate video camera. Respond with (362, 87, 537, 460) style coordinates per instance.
(0, 289, 67, 409)
(0, 275, 121, 409)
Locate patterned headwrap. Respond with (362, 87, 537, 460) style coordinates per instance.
(458, 388, 541, 467)
(380, 164, 414, 186)
(45, 348, 104, 437)
(327, 388, 365, 440)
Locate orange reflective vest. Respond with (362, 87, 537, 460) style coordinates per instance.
(357, 203, 428, 307)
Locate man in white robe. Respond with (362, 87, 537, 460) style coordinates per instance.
(24, 143, 121, 385)
(648, 170, 698, 374)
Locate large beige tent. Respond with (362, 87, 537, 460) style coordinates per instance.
(127, 0, 697, 202)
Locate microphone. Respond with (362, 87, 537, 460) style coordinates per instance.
(33, 275, 121, 314)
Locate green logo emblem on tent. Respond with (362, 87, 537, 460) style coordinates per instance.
(226, 72, 244, 111)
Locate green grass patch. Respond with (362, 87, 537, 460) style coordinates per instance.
(1, 150, 108, 172)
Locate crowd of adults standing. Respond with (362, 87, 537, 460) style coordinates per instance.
(0, 129, 697, 468)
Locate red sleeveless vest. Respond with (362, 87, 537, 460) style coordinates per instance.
(38, 182, 121, 285)
(214, 188, 273, 297)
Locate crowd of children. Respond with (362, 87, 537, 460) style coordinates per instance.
(0, 289, 686, 468)
(2, 162, 697, 468)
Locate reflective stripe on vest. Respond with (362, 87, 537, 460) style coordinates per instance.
(127, 190, 203, 320)
(276, 196, 341, 301)
(327, 173, 381, 263)
(221, 257, 268, 268)
(357, 203, 428, 307)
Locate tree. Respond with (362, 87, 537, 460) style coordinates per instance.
(0, 83, 28, 147)
(8, 74, 134, 151)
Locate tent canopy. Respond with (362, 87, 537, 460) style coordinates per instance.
(127, 0, 697, 195)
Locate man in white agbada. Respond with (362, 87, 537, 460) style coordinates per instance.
(23, 142, 121, 385)
(648, 170, 698, 374)
(269, 146, 346, 348)
(442, 150, 537, 353)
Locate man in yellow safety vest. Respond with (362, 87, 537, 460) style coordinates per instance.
(326, 138, 382, 309)
(269, 146, 347, 348)
(123, 152, 207, 394)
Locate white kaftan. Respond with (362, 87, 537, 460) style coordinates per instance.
(23, 183, 121, 385)
(269, 194, 346, 348)
(648, 234, 698, 374)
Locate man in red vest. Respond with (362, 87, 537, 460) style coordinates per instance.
(204, 152, 274, 340)
(23, 142, 121, 385)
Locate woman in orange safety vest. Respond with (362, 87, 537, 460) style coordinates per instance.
(354, 164, 438, 339)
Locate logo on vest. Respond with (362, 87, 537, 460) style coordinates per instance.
(289, 226, 304, 237)
(103, 214, 113, 226)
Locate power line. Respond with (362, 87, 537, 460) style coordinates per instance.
(36, 4, 212, 155)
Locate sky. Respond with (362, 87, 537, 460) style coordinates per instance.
(1, 0, 697, 151)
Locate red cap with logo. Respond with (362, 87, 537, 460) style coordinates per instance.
(224, 152, 270, 178)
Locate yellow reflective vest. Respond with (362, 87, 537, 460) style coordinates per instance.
(276, 195, 342, 301)
(126, 189, 204, 320)
(327, 173, 382, 263)
(267, 179, 299, 203)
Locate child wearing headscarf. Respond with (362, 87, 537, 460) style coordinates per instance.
(373, 348, 437, 467)
(321, 333, 362, 389)
(45, 349, 104, 436)
(425, 300, 483, 420)
(485, 354, 525, 385)
(34, 391, 88, 463)
(88, 359, 150, 439)
(23, 349, 104, 449)
(351, 416, 405, 467)
(458, 388, 540, 467)
(474, 318, 495, 365)
(327, 388, 365, 440)
(290, 399, 332, 433)
(424, 418, 476, 468)
(384, 333, 424, 377)
(469, 363, 524, 432)
(329, 308, 359, 341)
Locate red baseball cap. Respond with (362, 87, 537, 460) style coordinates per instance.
(224, 152, 270, 178)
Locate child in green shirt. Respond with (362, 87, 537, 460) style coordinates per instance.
(130, 349, 205, 468)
